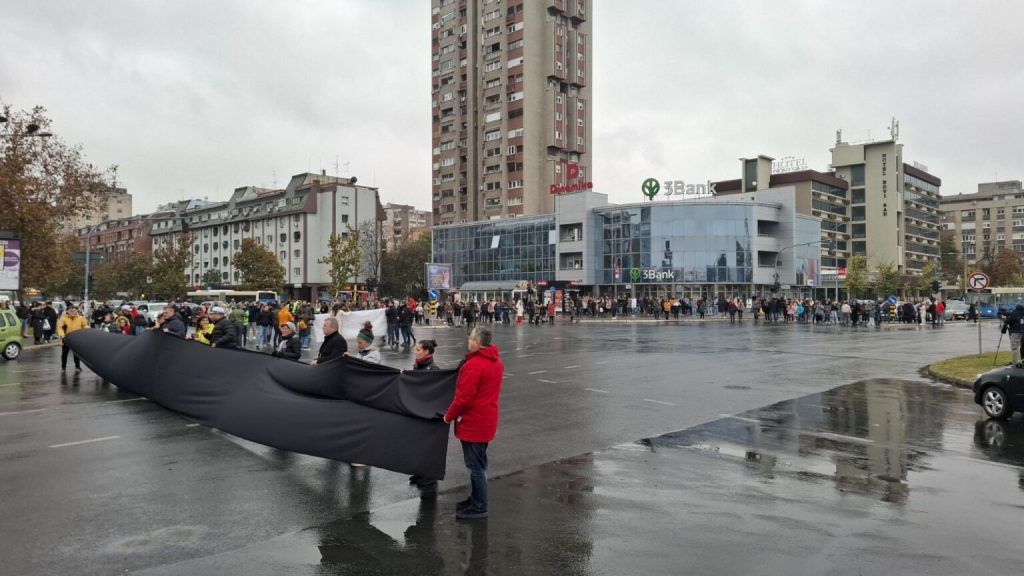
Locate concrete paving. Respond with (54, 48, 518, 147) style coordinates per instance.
(0, 320, 1018, 574)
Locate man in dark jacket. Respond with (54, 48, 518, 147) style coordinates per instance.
(208, 306, 239, 349)
(273, 322, 302, 361)
(312, 317, 347, 365)
(444, 325, 504, 520)
(1001, 302, 1024, 363)
(153, 306, 187, 338)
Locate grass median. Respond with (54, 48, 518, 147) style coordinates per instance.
(928, 352, 1014, 387)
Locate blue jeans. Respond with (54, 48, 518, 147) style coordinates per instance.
(461, 441, 489, 512)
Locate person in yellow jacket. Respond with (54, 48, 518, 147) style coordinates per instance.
(193, 316, 214, 345)
(56, 305, 89, 372)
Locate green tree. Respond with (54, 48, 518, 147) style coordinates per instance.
(49, 252, 85, 299)
(918, 262, 938, 295)
(874, 261, 899, 299)
(232, 238, 285, 291)
(200, 268, 224, 289)
(379, 234, 432, 297)
(0, 104, 115, 292)
(318, 229, 362, 297)
(151, 233, 194, 300)
(844, 255, 868, 298)
(938, 235, 963, 286)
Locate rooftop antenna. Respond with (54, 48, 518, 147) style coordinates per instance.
(835, 129, 842, 144)
(889, 117, 900, 141)
(272, 170, 278, 188)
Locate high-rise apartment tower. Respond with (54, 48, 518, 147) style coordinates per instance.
(431, 0, 592, 224)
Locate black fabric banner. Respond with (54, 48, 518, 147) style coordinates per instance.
(66, 330, 456, 480)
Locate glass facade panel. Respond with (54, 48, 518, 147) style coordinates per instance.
(591, 204, 754, 285)
(432, 216, 556, 287)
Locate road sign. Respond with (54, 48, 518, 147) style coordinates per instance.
(837, 267, 847, 280)
(887, 295, 897, 305)
(427, 289, 438, 300)
(968, 272, 990, 291)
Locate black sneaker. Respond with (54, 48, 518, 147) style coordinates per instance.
(455, 498, 472, 512)
(455, 508, 488, 520)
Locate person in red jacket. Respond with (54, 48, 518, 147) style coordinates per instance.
(444, 324, 504, 520)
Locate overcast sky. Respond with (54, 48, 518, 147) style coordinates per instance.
(3, 0, 1022, 214)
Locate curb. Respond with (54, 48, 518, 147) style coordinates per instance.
(21, 341, 61, 352)
(922, 365, 972, 389)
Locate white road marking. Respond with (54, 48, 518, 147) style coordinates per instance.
(105, 397, 146, 404)
(644, 398, 676, 406)
(527, 370, 547, 375)
(504, 372, 514, 377)
(537, 379, 557, 384)
(49, 435, 121, 449)
(810, 431, 873, 445)
(185, 423, 201, 428)
(563, 365, 580, 369)
(584, 387, 610, 394)
(720, 414, 762, 424)
(0, 383, 23, 388)
(0, 408, 48, 417)
(595, 360, 609, 365)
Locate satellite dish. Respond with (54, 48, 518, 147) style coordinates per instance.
(350, 176, 358, 184)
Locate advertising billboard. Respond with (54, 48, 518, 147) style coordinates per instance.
(425, 263, 452, 291)
(0, 238, 21, 291)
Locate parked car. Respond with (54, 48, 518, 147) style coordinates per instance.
(974, 363, 1024, 419)
(132, 301, 168, 325)
(979, 305, 1000, 319)
(0, 308, 24, 360)
(943, 300, 969, 321)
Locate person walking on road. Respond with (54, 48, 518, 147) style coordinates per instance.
(56, 305, 88, 372)
(1001, 302, 1024, 364)
(444, 325, 504, 520)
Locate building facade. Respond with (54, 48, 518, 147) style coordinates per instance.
(75, 215, 156, 262)
(431, 0, 592, 225)
(940, 180, 1024, 266)
(66, 186, 133, 232)
(383, 203, 432, 246)
(432, 189, 821, 300)
(829, 138, 942, 274)
(149, 173, 383, 300)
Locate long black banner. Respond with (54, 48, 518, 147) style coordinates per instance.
(66, 330, 456, 480)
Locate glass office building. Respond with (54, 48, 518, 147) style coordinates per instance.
(431, 215, 556, 287)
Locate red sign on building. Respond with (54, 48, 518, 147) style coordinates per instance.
(550, 162, 594, 195)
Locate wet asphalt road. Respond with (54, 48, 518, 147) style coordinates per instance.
(1, 319, 1021, 575)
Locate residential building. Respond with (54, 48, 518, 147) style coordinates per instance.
(940, 180, 1024, 266)
(149, 173, 384, 301)
(829, 137, 942, 274)
(66, 186, 133, 232)
(74, 215, 157, 262)
(383, 203, 432, 246)
(431, 0, 592, 225)
(432, 188, 821, 301)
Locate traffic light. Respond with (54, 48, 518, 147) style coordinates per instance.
(931, 280, 941, 293)
(771, 281, 780, 293)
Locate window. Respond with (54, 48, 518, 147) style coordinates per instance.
(294, 249, 301, 257)
(279, 251, 286, 260)
(222, 272, 229, 280)
(294, 267, 301, 276)
(293, 231, 301, 242)
(341, 195, 349, 206)
(342, 214, 349, 224)
(234, 240, 240, 249)
(850, 165, 865, 187)
(508, 128, 524, 138)
(508, 145, 517, 155)
(203, 243, 209, 253)
(222, 241, 228, 249)
(485, 129, 501, 141)
(222, 256, 229, 266)
(280, 233, 287, 243)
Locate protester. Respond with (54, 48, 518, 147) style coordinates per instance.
(193, 316, 214, 345)
(413, 339, 439, 371)
(1001, 302, 1024, 364)
(153, 306, 187, 338)
(208, 306, 238, 349)
(311, 316, 347, 366)
(444, 325, 504, 520)
(347, 321, 380, 364)
(56, 305, 89, 372)
(272, 322, 302, 361)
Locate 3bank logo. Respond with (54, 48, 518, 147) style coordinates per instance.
(641, 178, 660, 200)
(629, 267, 642, 281)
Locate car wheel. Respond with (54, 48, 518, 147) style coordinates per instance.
(3, 342, 21, 360)
(981, 386, 1012, 420)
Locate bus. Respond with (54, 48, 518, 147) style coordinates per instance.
(186, 290, 279, 305)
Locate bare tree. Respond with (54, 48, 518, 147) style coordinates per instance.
(357, 220, 384, 281)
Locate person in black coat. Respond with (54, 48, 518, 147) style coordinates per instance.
(152, 306, 187, 338)
(409, 338, 441, 494)
(208, 306, 239, 349)
(312, 317, 347, 366)
(273, 322, 302, 361)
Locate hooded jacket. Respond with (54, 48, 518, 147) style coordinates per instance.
(444, 345, 504, 443)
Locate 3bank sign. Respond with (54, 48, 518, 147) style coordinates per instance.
(641, 177, 717, 200)
(629, 267, 676, 282)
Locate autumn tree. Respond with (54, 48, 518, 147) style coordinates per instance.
(151, 233, 194, 300)
(844, 255, 868, 298)
(93, 251, 154, 299)
(937, 234, 963, 286)
(232, 238, 285, 291)
(318, 229, 361, 297)
(874, 261, 899, 299)
(379, 234, 431, 297)
(0, 104, 115, 293)
(982, 249, 1023, 287)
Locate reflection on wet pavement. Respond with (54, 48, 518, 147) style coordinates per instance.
(224, 379, 1022, 576)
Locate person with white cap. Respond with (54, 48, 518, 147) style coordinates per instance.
(272, 322, 302, 361)
(208, 305, 239, 349)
